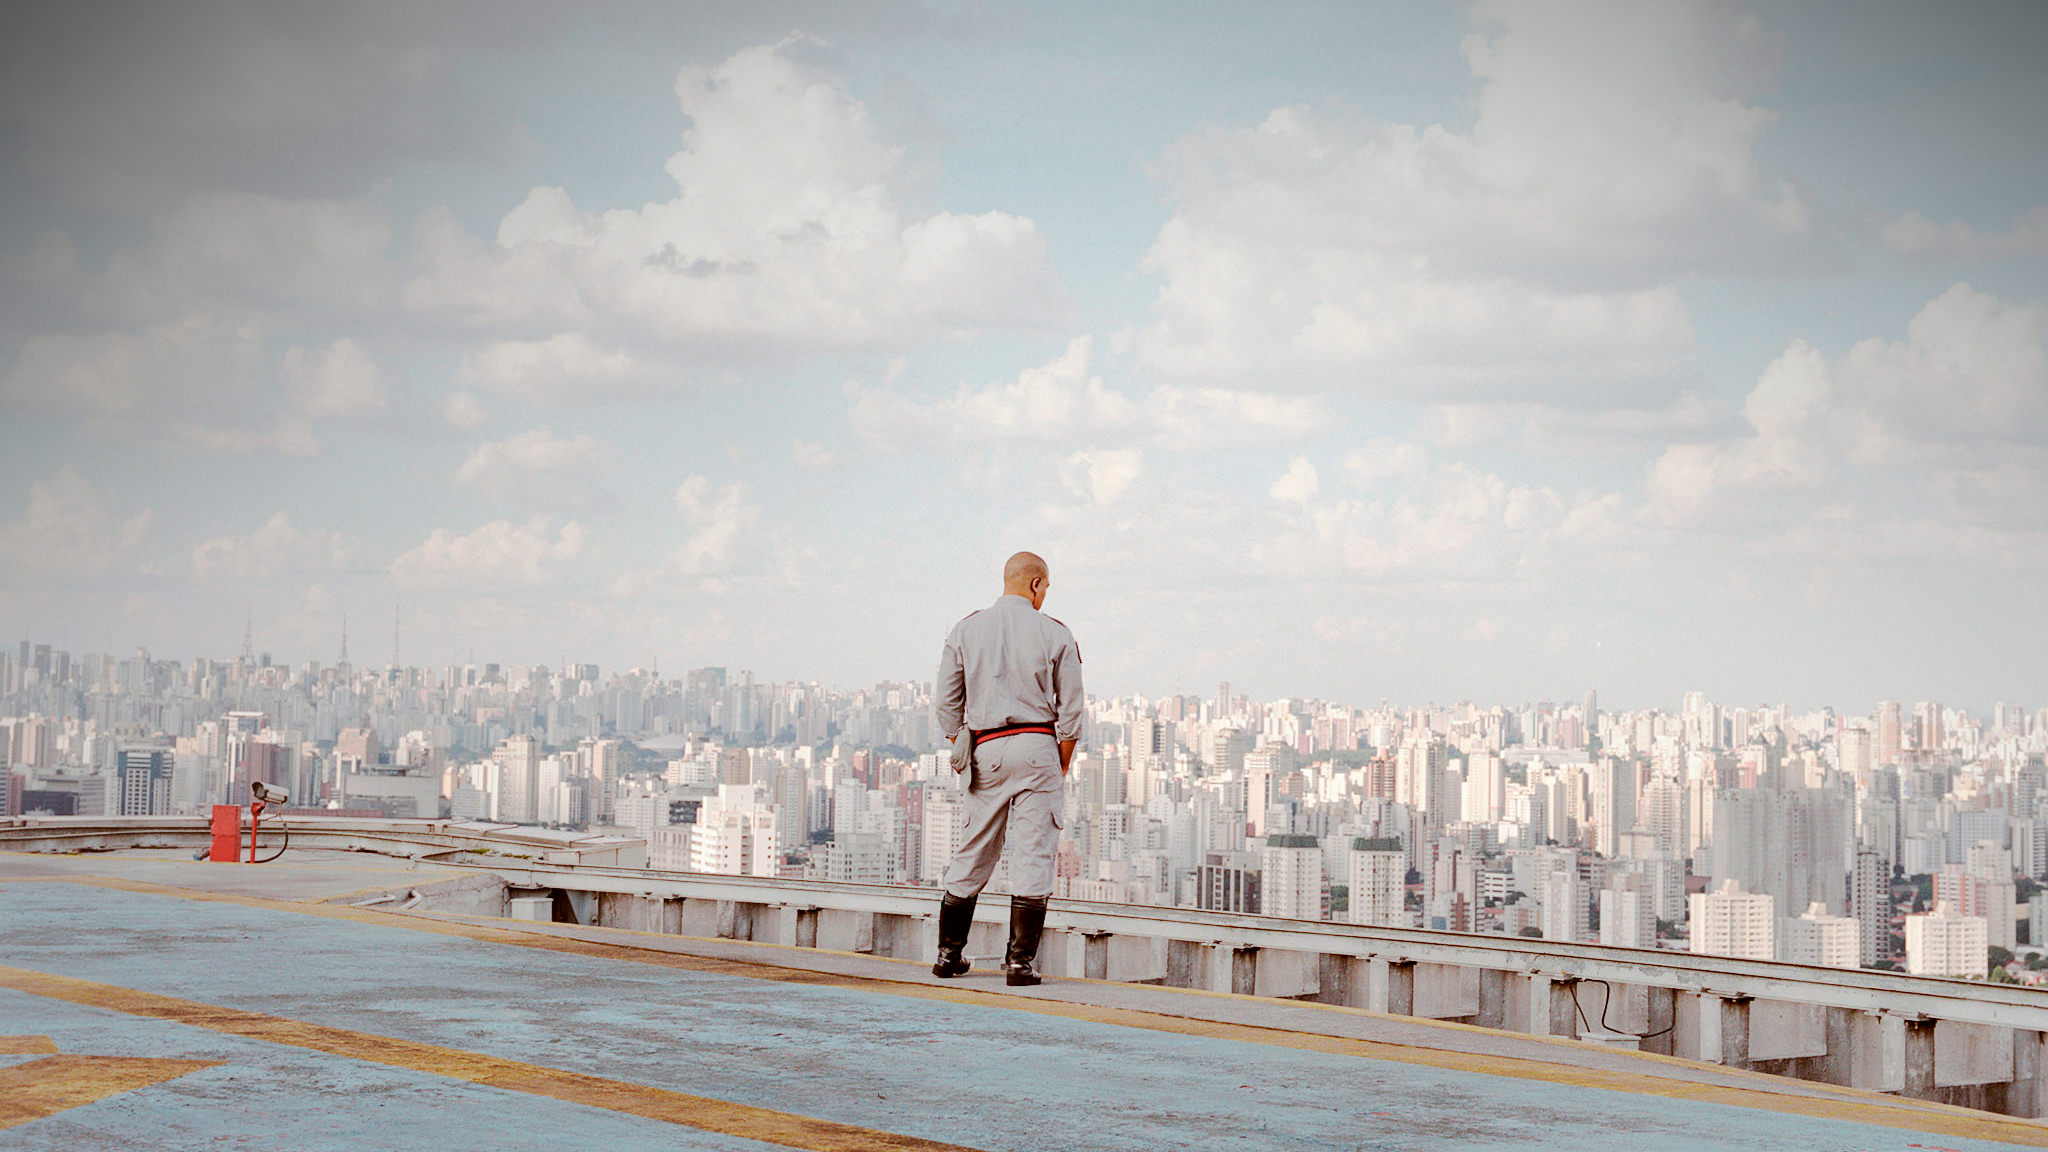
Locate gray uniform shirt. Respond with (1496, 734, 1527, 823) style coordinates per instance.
(936, 594, 1084, 742)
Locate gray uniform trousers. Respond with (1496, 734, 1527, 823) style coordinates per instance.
(942, 731, 1064, 901)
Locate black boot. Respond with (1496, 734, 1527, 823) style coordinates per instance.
(932, 892, 976, 978)
(1005, 895, 1048, 986)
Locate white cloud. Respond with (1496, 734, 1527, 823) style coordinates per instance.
(390, 517, 587, 588)
(0, 196, 389, 442)
(1060, 449, 1143, 506)
(192, 512, 360, 580)
(1343, 440, 1432, 484)
(403, 39, 1065, 358)
(3, 314, 265, 416)
(850, 336, 1323, 450)
(456, 332, 657, 402)
(670, 476, 757, 578)
(176, 416, 323, 457)
(1269, 456, 1319, 504)
(281, 338, 386, 417)
(1646, 284, 2048, 525)
(441, 389, 490, 429)
(88, 194, 393, 320)
(1418, 395, 1720, 455)
(1137, 0, 1816, 394)
(1280, 460, 1585, 583)
(1880, 206, 2048, 261)
(0, 467, 151, 577)
(454, 428, 609, 507)
(791, 441, 840, 470)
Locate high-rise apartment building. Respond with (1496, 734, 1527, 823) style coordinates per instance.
(1196, 851, 1260, 914)
(1540, 868, 1586, 943)
(921, 788, 965, 887)
(693, 785, 778, 877)
(1936, 859, 2016, 952)
(1904, 902, 1986, 978)
(1397, 731, 1450, 832)
(1913, 702, 1945, 753)
(1261, 834, 1324, 921)
(1462, 751, 1504, 824)
(1598, 871, 1654, 949)
(1347, 837, 1406, 927)
(1838, 724, 1873, 787)
(1779, 902, 1858, 968)
(1591, 757, 1635, 859)
(1851, 849, 1889, 966)
(1875, 701, 1903, 767)
(494, 734, 542, 824)
(1690, 879, 1775, 960)
(1712, 787, 1847, 928)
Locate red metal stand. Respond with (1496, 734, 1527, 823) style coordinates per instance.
(209, 805, 240, 863)
(247, 798, 267, 863)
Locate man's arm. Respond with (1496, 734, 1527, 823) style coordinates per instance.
(1051, 630, 1084, 775)
(935, 631, 967, 739)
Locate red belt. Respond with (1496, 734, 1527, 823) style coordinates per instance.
(973, 722, 1056, 746)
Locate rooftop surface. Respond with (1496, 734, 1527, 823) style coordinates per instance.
(5, 848, 2047, 1151)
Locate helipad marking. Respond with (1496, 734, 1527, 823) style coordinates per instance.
(0, 1052, 218, 1130)
(0, 965, 985, 1152)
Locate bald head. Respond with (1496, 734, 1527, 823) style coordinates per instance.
(1002, 551, 1051, 609)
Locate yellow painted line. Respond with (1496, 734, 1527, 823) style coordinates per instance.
(0, 1035, 59, 1054)
(0, 965, 983, 1152)
(14, 873, 2048, 1147)
(0, 1053, 219, 1130)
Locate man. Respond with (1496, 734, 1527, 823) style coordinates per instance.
(932, 550, 1083, 986)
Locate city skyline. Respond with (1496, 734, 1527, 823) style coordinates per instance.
(8, 628, 2041, 739)
(9, 627, 2043, 723)
(10, 612, 2044, 985)
(3, 3, 2045, 710)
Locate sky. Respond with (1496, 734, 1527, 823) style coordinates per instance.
(2, 1, 2045, 715)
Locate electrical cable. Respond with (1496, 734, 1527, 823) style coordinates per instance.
(1568, 976, 1674, 1039)
(253, 819, 289, 863)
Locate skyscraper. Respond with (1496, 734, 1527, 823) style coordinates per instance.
(1261, 834, 1324, 921)
(1397, 730, 1450, 832)
(1875, 701, 1903, 767)
(116, 745, 175, 816)
(1540, 868, 1586, 943)
(1346, 837, 1406, 927)
(1851, 850, 1889, 966)
(494, 734, 542, 824)
(1591, 757, 1635, 858)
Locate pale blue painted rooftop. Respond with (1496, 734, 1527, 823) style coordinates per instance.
(2, 851, 2043, 1152)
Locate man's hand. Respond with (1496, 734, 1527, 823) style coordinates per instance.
(1059, 739, 1077, 775)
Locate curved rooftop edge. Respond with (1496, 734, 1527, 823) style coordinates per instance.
(9, 814, 2048, 1127)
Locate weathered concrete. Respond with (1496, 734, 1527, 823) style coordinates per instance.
(9, 864, 2047, 1152)
(16, 835, 2048, 1122)
(1252, 947, 1318, 998)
